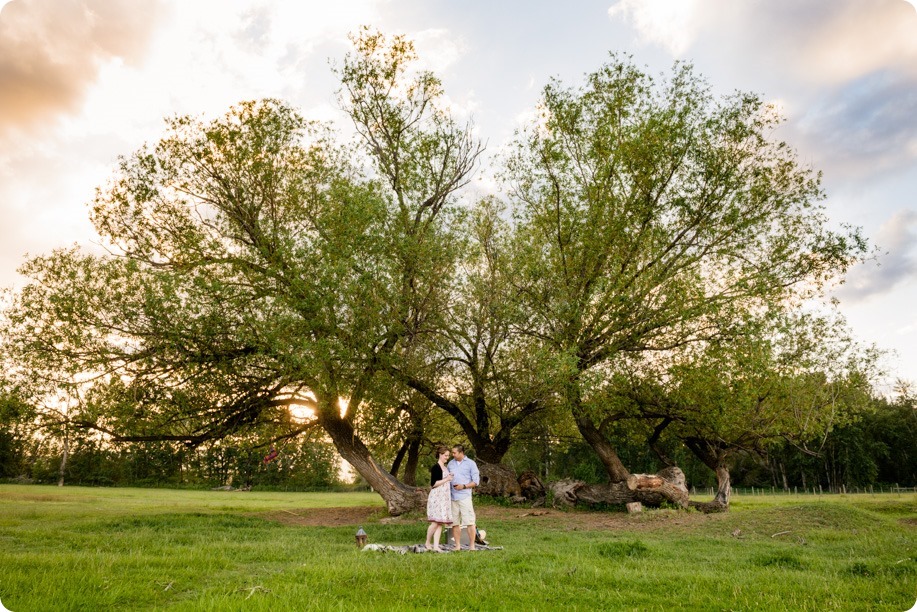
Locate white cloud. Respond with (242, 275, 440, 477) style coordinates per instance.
(792, 70, 917, 177)
(798, 0, 917, 84)
(608, 0, 917, 184)
(412, 28, 467, 74)
(608, 0, 702, 56)
(609, 0, 917, 83)
(0, 0, 164, 134)
(0, 0, 393, 291)
(835, 210, 917, 303)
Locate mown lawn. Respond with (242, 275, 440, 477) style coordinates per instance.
(0, 485, 914, 611)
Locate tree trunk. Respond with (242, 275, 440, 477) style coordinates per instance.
(477, 461, 522, 498)
(389, 439, 410, 478)
(633, 466, 690, 507)
(684, 437, 730, 513)
(548, 466, 689, 509)
(647, 418, 676, 468)
(474, 463, 546, 501)
(402, 436, 421, 486)
(473, 442, 509, 465)
(57, 427, 69, 487)
(391, 403, 424, 486)
(573, 412, 631, 482)
(317, 411, 426, 515)
(692, 465, 731, 512)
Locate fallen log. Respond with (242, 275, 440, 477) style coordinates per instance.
(548, 466, 690, 509)
(518, 470, 547, 500)
(477, 462, 522, 498)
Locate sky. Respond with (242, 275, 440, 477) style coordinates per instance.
(1, 0, 915, 388)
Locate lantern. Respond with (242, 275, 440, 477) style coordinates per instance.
(355, 527, 367, 548)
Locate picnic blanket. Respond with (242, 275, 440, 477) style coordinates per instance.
(361, 543, 504, 554)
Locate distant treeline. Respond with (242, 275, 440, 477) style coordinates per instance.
(1, 394, 912, 491)
(0, 434, 342, 490)
(541, 393, 916, 492)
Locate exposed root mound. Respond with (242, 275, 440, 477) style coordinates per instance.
(688, 500, 729, 514)
(518, 470, 547, 500)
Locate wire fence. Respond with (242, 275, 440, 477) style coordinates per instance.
(690, 484, 917, 496)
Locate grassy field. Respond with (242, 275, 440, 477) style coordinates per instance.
(0, 485, 914, 611)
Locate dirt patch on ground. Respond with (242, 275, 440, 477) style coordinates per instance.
(263, 506, 388, 527)
(262, 504, 722, 531)
(476, 505, 721, 531)
(2, 494, 74, 503)
(900, 517, 917, 527)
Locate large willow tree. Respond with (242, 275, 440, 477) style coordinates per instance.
(2, 30, 480, 514)
(505, 57, 867, 506)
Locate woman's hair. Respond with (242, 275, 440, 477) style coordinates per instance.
(434, 445, 450, 457)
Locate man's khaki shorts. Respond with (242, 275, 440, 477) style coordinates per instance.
(451, 497, 476, 527)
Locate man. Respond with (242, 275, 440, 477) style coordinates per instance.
(447, 444, 480, 551)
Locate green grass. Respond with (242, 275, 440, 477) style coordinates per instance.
(0, 485, 915, 611)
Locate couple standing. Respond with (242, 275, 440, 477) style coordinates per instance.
(425, 444, 480, 551)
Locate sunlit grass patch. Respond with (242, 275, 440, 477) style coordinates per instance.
(0, 485, 914, 610)
(753, 551, 807, 570)
(595, 539, 649, 559)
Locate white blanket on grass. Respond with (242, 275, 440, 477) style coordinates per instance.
(362, 543, 503, 554)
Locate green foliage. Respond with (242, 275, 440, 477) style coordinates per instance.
(0, 32, 885, 503)
(1, 413, 343, 489)
(755, 390, 917, 490)
(0, 31, 490, 509)
(622, 308, 879, 477)
(0, 389, 38, 479)
(507, 56, 863, 365)
(499, 53, 870, 483)
(0, 428, 27, 479)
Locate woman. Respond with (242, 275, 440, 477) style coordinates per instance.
(425, 445, 453, 551)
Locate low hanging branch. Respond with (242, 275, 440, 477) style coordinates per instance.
(71, 418, 321, 448)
